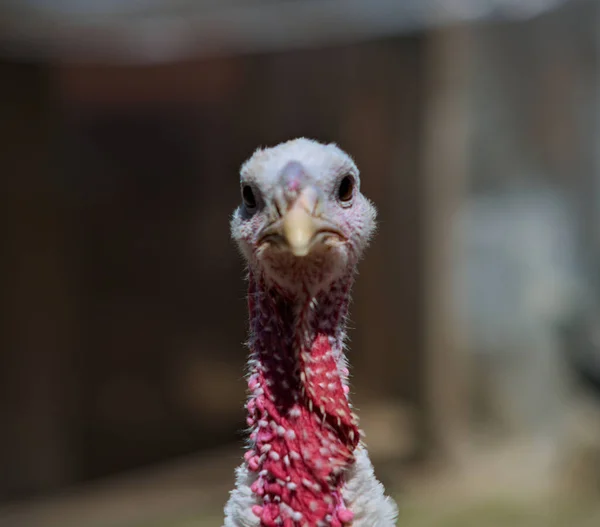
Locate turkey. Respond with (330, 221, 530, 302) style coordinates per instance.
(223, 138, 398, 527)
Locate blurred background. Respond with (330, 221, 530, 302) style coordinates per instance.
(2, 0, 600, 526)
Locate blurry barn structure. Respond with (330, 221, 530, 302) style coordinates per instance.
(2, 0, 600, 525)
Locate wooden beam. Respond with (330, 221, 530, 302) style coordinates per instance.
(0, 0, 575, 64)
(418, 27, 472, 462)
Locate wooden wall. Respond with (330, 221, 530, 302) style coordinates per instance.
(0, 36, 425, 499)
(0, 62, 77, 499)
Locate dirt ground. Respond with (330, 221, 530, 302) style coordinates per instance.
(2, 439, 600, 527)
(137, 497, 600, 527)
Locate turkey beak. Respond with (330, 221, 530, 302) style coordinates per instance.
(282, 188, 320, 257)
(282, 204, 317, 257)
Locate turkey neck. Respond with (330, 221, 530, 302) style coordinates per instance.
(244, 271, 360, 527)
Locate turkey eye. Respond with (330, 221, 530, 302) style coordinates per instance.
(242, 185, 257, 209)
(338, 175, 354, 202)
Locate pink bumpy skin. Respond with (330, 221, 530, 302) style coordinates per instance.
(229, 138, 377, 527)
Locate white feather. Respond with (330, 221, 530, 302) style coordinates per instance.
(223, 464, 261, 527)
(342, 445, 398, 526)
